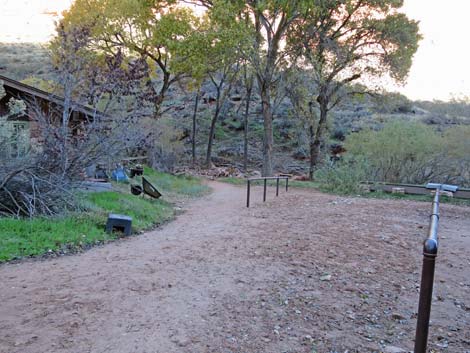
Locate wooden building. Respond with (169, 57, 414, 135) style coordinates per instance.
(0, 75, 101, 158)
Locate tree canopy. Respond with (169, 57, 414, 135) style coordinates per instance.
(52, 0, 422, 175)
(59, 0, 202, 117)
(286, 0, 421, 170)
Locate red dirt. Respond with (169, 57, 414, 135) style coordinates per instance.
(0, 181, 469, 353)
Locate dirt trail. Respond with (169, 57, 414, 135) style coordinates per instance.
(0, 182, 469, 353)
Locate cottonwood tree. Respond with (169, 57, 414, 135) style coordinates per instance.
(190, 0, 313, 176)
(59, 0, 201, 118)
(242, 1, 306, 176)
(287, 0, 421, 169)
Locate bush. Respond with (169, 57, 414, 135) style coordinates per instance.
(441, 125, 470, 186)
(145, 117, 185, 173)
(314, 157, 369, 194)
(343, 120, 470, 187)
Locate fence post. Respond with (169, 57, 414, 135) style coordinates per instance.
(246, 180, 251, 208)
(276, 177, 280, 196)
(263, 179, 267, 202)
(414, 250, 437, 353)
(414, 189, 440, 353)
(286, 177, 289, 192)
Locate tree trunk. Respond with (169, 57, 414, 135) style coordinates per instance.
(205, 86, 222, 169)
(260, 84, 273, 176)
(309, 125, 315, 180)
(243, 81, 252, 173)
(61, 75, 73, 176)
(192, 90, 200, 166)
(310, 99, 329, 170)
(153, 71, 171, 119)
(205, 106, 221, 168)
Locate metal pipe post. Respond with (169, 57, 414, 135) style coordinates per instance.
(414, 190, 440, 353)
(263, 179, 267, 202)
(276, 177, 280, 196)
(286, 177, 289, 192)
(246, 180, 251, 208)
(414, 253, 437, 353)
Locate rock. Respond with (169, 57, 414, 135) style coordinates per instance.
(320, 274, 332, 281)
(391, 312, 406, 321)
(383, 345, 406, 353)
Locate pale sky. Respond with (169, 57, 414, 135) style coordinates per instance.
(0, 0, 469, 101)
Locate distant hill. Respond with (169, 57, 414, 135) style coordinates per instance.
(0, 42, 55, 82)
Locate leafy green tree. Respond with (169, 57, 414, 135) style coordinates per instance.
(177, 4, 250, 168)
(59, 0, 201, 118)
(192, 0, 311, 175)
(288, 0, 421, 169)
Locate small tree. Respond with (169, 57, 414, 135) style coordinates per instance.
(0, 27, 152, 218)
(178, 5, 249, 168)
(285, 68, 319, 180)
(242, 64, 255, 172)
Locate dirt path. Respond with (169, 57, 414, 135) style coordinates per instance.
(1, 182, 469, 353)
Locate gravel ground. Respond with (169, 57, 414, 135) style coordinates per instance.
(0, 181, 469, 353)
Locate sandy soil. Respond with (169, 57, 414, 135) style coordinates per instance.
(0, 182, 469, 353)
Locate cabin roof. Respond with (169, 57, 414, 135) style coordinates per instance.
(0, 74, 106, 119)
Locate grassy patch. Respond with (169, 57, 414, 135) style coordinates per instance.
(85, 192, 174, 231)
(142, 166, 210, 197)
(0, 168, 209, 263)
(363, 190, 470, 207)
(0, 215, 109, 262)
(290, 180, 321, 189)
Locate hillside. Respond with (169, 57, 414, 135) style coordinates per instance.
(0, 43, 55, 82)
(1, 42, 470, 175)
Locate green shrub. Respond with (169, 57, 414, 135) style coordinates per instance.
(345, 121, 443, 184)
(338, 120, 470, 187)
(441, 125, 470, 186)
(315, 157, 369, 194)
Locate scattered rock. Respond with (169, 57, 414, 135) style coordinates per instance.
(391, 312, 406, 321)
